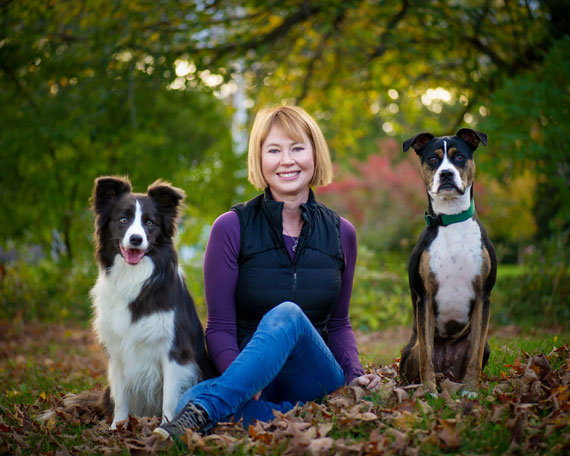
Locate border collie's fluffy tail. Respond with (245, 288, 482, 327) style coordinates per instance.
(37, 386, 113, 423)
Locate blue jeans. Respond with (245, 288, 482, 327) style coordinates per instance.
(176, 301, 346, 426)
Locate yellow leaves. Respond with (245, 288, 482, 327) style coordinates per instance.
(392, 410, 418, 431)
(553, 385, 569, 404)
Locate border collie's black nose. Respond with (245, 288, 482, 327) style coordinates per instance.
(130, 235, 143, 246)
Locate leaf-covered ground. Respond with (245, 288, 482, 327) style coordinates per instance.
(1, 320, 569, 455)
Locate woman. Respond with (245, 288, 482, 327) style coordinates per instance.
(154, 105, 379, 440)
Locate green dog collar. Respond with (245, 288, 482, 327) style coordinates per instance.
(424, 199, 475, 228)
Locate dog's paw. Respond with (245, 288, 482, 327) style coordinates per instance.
(417, 384, 438, 399)
(109, 416, 128, 431)
(425, 382, 438, 397)
(461, 390, 478, 399)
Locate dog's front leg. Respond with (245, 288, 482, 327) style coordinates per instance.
(108, 360, 129, 430)
(463, 293, 490, 392)
(463, 249, 493, 392)
(417, 296, 437, 393)
(417, 252, 437, 393)
(161, 357, 181, 424)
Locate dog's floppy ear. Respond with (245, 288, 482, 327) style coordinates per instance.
(403, 132, 434, 155)
(456, 128, 487, 150)
(147, 180, 186, 235)
(91, 176, 131, 215)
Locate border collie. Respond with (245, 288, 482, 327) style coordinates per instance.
(85, 176, 214, 429)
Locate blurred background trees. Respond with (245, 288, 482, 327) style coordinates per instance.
(1, 0, 568, 328)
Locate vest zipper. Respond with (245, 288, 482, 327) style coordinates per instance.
(292, 270, 297, 300)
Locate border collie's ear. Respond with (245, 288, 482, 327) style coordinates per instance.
(403, 132, 434, 155)
(147, 180, 186, 234)
(91, 176, 131, 215)
(456, 128, 487, 150)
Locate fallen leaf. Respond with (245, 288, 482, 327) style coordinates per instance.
(440, 379, 464, 396)
(306, 437, 334, 455)
(393, 388, 409, 403)
(437, 421, 461, 449)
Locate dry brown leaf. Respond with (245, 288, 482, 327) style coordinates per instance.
(415, 399, 432, 416)
(306, 437, 334, 455)
(316, 422, 333, 437)
(440, 378, 464, 396)
(350, 385, 366, 403)
(389, 428, 408, 453)
(393, 388, 409, 403)
(437, 418, 461, 449)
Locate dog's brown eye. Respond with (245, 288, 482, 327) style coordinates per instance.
(146, 220, 154, 226)
(456, 154, 465, 161)
(428, 157, 437, 164)
(119, 217, 128, 224)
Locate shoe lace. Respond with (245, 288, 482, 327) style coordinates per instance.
(167, 402, 208, 433)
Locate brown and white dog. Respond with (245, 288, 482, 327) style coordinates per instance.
(399, 129, 497, 394)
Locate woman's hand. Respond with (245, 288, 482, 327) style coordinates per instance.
(349, 373, 381, 391)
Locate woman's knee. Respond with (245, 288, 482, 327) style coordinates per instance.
(261, 301, 306, 331)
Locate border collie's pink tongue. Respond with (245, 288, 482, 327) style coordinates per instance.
(120, 245, 145, 265)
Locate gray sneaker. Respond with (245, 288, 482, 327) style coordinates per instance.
(153, 402, 212, 440)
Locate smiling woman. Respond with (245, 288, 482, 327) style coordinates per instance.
(152, 105, 381, 441)
(260, 126, 315, 206)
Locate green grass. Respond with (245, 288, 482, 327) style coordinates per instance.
(486, 330, 570, 377)
(1, 322, 569, 455)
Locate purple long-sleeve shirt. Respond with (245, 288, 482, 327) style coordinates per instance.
(203, 210, 364, 384)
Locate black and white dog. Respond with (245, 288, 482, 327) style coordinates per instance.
(89, 176, 215, 429)
(399, 129, 497, 394)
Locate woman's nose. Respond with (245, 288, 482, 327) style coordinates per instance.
(280, 150, 294, 164)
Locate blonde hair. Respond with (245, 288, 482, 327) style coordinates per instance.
(247, 105, 333, 189)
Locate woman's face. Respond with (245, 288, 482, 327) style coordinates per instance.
(261, 124, 315, 201)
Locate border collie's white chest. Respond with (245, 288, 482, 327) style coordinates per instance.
(91, 255, 175, 415)
(91, 255, 155, 339)
(429, 219, 483, 336)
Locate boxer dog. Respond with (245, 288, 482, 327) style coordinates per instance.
(399, 128, 497, 394)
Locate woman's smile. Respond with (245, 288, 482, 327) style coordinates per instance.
(261, 125, 315, 201)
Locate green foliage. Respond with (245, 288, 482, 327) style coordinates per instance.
(0, 256, 95, 323)
(317, 138, 426, 253)
(0, 0, 239, 261)
(349, 247, 411, 331)
(478, 36, 570, 232)
(492, 232, 570, 329)
(486, 330, 570, 378)
(1, 0, 568, 329)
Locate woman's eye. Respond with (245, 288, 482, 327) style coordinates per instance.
(267, 148, 280, 154)
(119, 217, 128, 224)
(292, 146, 304, 152)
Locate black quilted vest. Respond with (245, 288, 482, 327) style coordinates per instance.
(231, 188, 345, 349)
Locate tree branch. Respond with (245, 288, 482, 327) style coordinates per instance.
(297, 6, 347, 103)
(367, 0, 410, 63)
(197, 1, 323, 63)
(0, 0, 14, 10)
